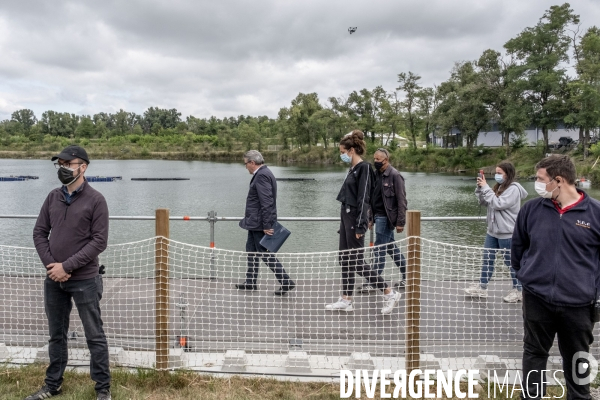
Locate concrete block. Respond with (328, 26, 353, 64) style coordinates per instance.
(346, 352, 375, 370)
(475, 355, 509, 379)
(109, 347, 125, 366)
(36, 345, 49, 363)
(169, 348, 185, 369)
(0, 343, 8, 361)
(222, 350, 247, 372)
(285, 351, 311, 373)
(420, 354, 442, 371)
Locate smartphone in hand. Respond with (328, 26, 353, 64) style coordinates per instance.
(478, 170, 484, 179)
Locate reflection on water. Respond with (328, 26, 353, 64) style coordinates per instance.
(1, 159, 599, 254)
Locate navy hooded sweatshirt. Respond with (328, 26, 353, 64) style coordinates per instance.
(511, 190, 600, 307)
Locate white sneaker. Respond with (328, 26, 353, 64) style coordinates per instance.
(325, 297, 354, 312)
(381, 291, 401, 315)
(464, 283, 480, 294)
(503, 289, 523, 303)
(465, 284, 488, 298)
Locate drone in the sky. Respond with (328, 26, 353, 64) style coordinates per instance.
(348, 27, 357, 34)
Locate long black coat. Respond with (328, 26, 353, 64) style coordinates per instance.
(239, 165, 278, 231)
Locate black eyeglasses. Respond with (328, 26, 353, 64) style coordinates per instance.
(54, 162, 83, 169)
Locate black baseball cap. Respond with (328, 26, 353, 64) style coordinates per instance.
(51, 145, 90, 164)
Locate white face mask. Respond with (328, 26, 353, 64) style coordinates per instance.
(534, 180, 557, 199)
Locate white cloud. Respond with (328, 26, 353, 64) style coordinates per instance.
(0, 0, 598, 120)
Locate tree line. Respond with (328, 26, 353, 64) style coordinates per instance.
(1, 3, 599, 156)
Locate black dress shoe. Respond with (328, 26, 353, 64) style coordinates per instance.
(235, 283, 257, 291)
(274, 283, 296, 296)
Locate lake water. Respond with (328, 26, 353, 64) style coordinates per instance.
(1, 159, 598, 253)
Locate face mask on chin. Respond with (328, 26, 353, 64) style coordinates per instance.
(534, 180, 558, 199)
(58, 165, 82, 186)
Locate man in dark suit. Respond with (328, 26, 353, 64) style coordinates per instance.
(236, 150, 295, 296)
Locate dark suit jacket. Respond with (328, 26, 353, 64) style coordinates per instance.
(239, 165, 278, 231)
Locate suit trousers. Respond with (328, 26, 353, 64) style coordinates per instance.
(245, 230, 294, 287)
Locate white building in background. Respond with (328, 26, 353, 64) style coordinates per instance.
(429, 123, 597, 147)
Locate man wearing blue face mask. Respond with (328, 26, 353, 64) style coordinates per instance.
(512, 155, 600, 400)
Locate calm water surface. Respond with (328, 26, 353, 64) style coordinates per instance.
(1, 159, 598, 253)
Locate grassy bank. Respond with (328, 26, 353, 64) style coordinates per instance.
(0, 364, 572, 400)
(1, 138, 599, 185)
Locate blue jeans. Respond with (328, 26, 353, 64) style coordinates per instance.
(479, 233, 521, 290)
(44, 276, 110, 392)
(373, 216, 406, 279)
(245, 230, 294, 287)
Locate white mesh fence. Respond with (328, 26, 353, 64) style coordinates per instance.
(1, 236, 598, 374)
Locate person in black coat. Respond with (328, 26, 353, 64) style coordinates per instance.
(236, 150, 295, 296)
(326, 130, 401, 314)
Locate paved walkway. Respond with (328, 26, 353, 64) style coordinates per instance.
(5, 276, 596, 363)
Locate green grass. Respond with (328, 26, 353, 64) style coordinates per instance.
(0, 364, 574, 399)
(0, 364, 344, 400)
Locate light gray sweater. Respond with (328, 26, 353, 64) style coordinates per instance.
(475, 182, 528, 239)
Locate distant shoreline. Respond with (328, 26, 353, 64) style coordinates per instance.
(1, 147, 597, 184)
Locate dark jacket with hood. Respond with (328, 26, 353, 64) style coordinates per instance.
(511, 190, 600, 306)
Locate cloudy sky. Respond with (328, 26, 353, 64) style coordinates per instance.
(0, 0, 598, 121)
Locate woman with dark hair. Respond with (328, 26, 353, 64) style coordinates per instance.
(326, 130, 401, 314)
(465, 161, 528, 302)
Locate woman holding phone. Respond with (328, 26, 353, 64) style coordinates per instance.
(325, 130, 401, 314)
(465, 161, 528, 302)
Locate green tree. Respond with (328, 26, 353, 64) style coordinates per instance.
(10, 109, 37, 134)
(309, 108, 338, 149)
(187, 116, 208, 135)
(132, 123, 144, 136)
(397, 72, 425, 149)
(376, 91, 403, 146)
(288, 93, 322, 149)
(435, 62, 491, 150)
(76, 116, 95, 138)
(415, 87, 438, 146)
(113, 109, 133, 136)
(40, 111, 77, 137)
(477, 49, 530, 156)
(567, 26, 600, 158)
(504, 3, 580, 152)
(142, 107, 182, 133)
(238, 121, 259, 151)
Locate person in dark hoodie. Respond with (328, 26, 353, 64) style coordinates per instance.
(465, 161, 528, 302)
(325, 130, 401, 314)
(512, 155, 600, 400)
(29, 145, 111, 400)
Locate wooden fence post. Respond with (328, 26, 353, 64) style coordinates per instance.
(405, 210, 421, 374)
(155, 209, 170, 370)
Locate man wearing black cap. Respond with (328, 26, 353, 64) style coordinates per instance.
(28, 146, 111, 400)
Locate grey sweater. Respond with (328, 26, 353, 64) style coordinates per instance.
(475, 182, 528, 239)
(33, 181, 109, 280)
